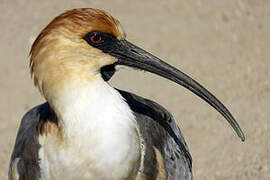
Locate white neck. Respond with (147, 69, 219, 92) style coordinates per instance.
(51, 78, 135, 136)
(46, 77, 141, 179)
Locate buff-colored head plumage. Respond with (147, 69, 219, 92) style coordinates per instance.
(29, 8, 126, 98)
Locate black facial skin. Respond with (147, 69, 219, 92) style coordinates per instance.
(83, 31, 120, 54)
(83, 31, 245, 142)
(100, 64, 116, 81)
(84, 31, 119, 80)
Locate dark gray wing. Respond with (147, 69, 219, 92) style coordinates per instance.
(8, 103, 57, 180)
(118, 89, 193, 180)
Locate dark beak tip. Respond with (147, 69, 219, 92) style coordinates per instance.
(240, 134, 245, 142)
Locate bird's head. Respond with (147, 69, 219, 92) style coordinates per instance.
(30, 8, 244, 141)
(30, 8, 125, 96)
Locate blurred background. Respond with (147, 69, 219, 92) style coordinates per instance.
(1, 0, 269, 179)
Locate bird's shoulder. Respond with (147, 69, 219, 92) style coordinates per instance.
(8, 102, 57, 180)
(118, 89, 193, 180)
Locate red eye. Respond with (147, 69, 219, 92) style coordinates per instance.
(90, 34, 102, 44)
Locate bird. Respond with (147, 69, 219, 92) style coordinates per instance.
(8, 8, 245, 180)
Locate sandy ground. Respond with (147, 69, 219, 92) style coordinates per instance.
(1, 0, 270, 179)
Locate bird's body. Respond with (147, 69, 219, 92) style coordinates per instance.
(9, 8, 244, 180)
(9, 88, 192, 180)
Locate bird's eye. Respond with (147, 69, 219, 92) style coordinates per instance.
(83, 31, 115, 47)
(90, 33, 102, 44)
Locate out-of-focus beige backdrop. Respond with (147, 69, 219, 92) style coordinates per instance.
(1, 0, 269, 179)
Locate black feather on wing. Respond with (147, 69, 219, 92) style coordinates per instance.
(118, 89, 193, 180)
(8, 103, 57, 180)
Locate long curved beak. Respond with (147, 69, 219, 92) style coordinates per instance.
(110, 40, 245, 141)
